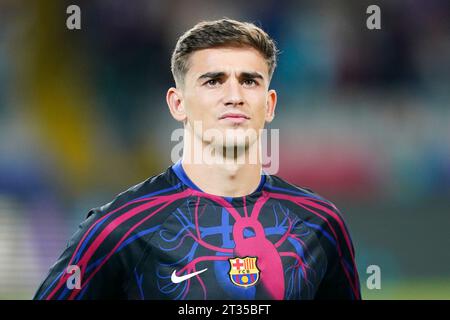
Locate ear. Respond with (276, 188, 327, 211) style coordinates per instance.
(166, 87, 186, 122)
(265, 89, 277, 123)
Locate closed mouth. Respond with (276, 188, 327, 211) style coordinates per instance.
(219, 113, 250, 120)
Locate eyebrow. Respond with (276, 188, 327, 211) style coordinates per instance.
(198, 72, 226, 80)
(197, 71, 265, 81)
(240, 72, 264, 80)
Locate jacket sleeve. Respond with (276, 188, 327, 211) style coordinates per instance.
(33, 208, 127, 300)
(314, 205, 362, 300)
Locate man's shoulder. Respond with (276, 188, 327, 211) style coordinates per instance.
(60, 168, 179, 263)
(266, 174, 330, 203)
(266, 174, 353, 242)
(87, 167, 176, 219)
(266, 174, 347, 216)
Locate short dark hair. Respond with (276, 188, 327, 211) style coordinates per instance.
(171, 18, 278, 87)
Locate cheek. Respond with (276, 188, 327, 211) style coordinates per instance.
(249, 96, 270, 128)
(250, 95, 269, 117)
(185, 92, 217, 121)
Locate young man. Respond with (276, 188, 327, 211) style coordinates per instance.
(34, 19, 361, 300)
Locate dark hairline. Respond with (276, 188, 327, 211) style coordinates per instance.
(178, 43, 273, 88)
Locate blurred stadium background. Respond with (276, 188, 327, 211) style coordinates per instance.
(0, 0, 449, 299)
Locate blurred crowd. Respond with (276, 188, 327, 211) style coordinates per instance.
(0, 0, 449, 298)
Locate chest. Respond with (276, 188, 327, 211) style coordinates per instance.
(128, 200, 329, 300)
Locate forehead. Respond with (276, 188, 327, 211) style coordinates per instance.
(186, 46, 269, 78)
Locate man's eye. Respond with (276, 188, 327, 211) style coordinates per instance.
(205, 79, 219, 87)
(243, 79, 257, 86)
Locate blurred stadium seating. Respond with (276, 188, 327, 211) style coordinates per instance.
(0, 0, 449, 299)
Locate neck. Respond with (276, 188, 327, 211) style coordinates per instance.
(181, 129, 263, 197)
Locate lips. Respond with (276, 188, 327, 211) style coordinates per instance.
(219, 113, 250, 120)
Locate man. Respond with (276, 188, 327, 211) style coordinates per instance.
(34, 19, 361, 300)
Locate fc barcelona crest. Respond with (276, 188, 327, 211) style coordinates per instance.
(228, 256, 259, 287)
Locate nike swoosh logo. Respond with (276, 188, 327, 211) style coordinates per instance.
(171, 268, 208, 283)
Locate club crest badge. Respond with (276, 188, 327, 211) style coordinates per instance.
(228, 256, 259, 287)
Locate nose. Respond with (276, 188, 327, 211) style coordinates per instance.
(223, 78, 244, 107)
